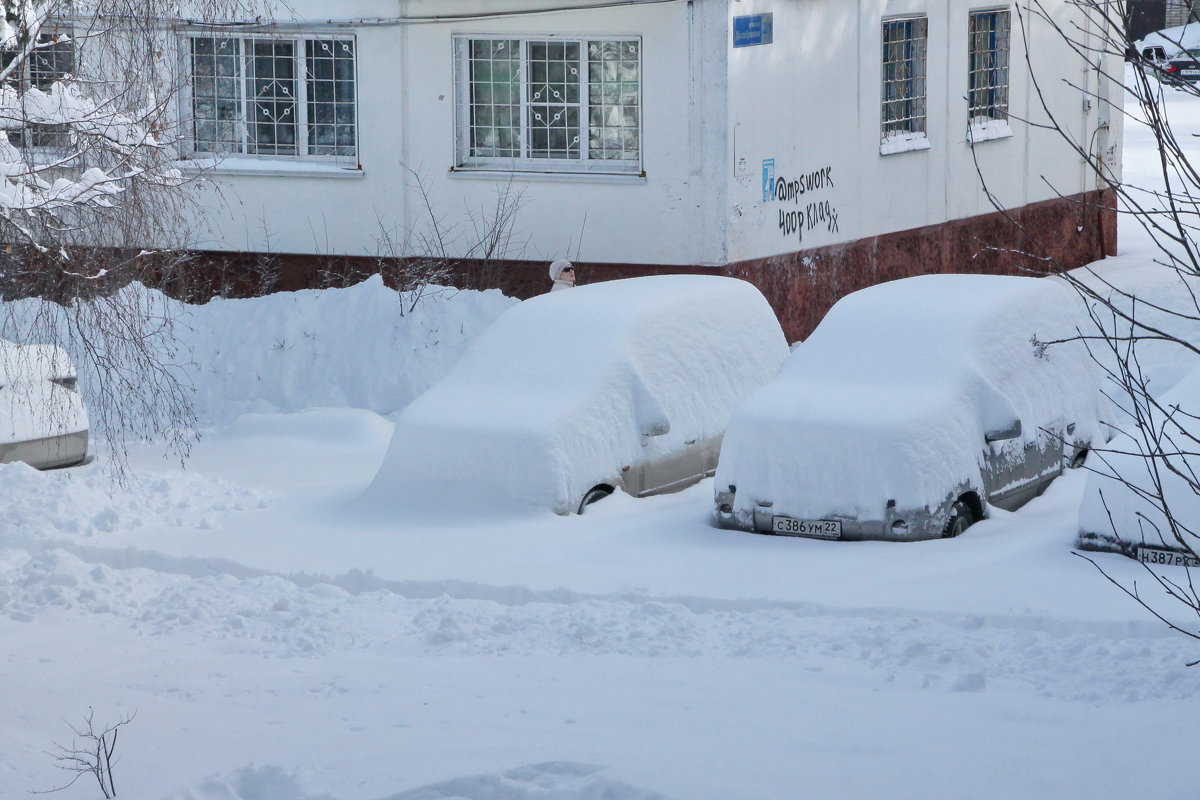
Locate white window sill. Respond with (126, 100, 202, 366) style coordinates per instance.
(449, 167, 647, 185)
(966, 119, 1013, 144)
(880, 133, 931, 156)
(175, 156, 364, 179)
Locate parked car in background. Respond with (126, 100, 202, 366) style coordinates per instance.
(714, 275, 1109, 541)
(1163, 49, 1200, 84)
(369, 275, 790, 514)
(1135, 25, 1200, 83)
(0, 339, 88, 469)
(1077, 364, 1200, 567)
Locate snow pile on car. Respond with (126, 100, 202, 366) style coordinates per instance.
(716, 274, 1110, 522)
(0, 340, 86, 444)
(367, 275, 789, 514)
(1136, 23, 1200, 58)
(1078, 364, 1200, 557)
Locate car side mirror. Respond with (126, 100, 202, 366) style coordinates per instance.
(632, 367, 670, 442)
(640, 420, 670, 438)
(985, 419, 1022, 443)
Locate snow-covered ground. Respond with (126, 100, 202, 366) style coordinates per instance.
(5, 83, 1200, 800)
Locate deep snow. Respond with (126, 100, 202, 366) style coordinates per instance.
(3, 75, 1200, 800)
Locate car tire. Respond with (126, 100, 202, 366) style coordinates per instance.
(1070, 448, 1088, 469)
(942, 500, 975, 538)
(578, 485, 613, 514)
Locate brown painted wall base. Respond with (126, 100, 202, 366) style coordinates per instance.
(143, 188, 1116, 344)
(727, 188, 1117, 341)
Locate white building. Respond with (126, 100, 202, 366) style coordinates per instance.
(170, 0, 1121, 338)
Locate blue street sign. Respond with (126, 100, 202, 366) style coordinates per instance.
(733, 14, 773, 48)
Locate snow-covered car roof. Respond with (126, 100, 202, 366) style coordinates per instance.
(716, 274, 1109, 518)
(1137, 24, 1200, 56)
(368, 275, 789, 513)
(0, 339, 75, 383)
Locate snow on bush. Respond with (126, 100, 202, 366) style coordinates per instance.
(716, 274, 1111, 524)
(367, 275, 790, 514)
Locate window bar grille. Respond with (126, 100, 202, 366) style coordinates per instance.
(526, 40, 582, 160)
(246, 39, 297, 156)
(190, 36, 244, 154)
(968, 11, 1010, 124)
(881, 17, 928, 143)
(305, 39, 357, 159)
(458, 35, 641, 170)
(587, 40, 640, 161)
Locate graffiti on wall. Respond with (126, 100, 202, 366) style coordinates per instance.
(763, 159, 840, 244)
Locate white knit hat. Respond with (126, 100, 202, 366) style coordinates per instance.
(549, 258, 574, 281)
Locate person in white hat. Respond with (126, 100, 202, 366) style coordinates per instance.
(548, 258, 576, 292)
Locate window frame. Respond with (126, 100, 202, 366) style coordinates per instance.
(967, 8, 1012, 142)
(880, 15, 930, 155)
(452, 34, 644, 176)
(181, 31, 359, 165)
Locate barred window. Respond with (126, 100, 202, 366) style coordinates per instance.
(188, 35, 357, 161)
(455, 36, 642, 173)
(968, 10, 1011, 126)
(881, 17, 928, 152)
(3, 25, 75, 149)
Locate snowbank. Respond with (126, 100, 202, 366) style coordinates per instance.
(174, 277, 516, 425)
(2, 276, 517, 433)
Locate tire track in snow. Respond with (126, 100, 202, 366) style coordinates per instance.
(0, 538, 1194, 703)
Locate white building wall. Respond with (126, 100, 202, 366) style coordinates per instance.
(188, 0, 730, 267)
(180, 0, 1119, 268)
(723, 0, 1121, 264)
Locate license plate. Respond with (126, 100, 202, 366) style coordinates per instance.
(772, 516, 841, 538)
(1138, 546, 1200, 567)
(1137, 546, 1195, 566)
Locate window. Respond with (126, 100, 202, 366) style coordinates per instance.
(455, 36, 642, 173)
(880, 16, 928, 154)
(3, 25, 75, 149)
(968, 10, 1011, 135)
(187, 35, 357, 162)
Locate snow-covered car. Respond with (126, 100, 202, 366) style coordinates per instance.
(368, 275, 790, 514)
(0, 339, 88, 469)
(1135, 26, 1200, 83)
(713, 274, 1109, 541)
(1077, 365, 1200, 567)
